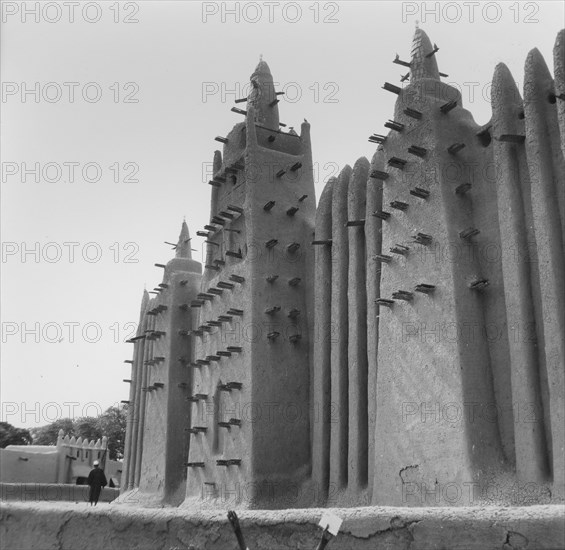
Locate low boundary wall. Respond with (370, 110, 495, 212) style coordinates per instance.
(1, 483, 119, 503)
(1, 502, 563, 549)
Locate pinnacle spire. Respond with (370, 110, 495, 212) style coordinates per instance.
(175, 220, 192, 259)
(247, 57, 279, 130)
(410, 27, 440, 81)
(141, 287, 149, 304)
(139, 288, 150, 322)
(254, 55, 271, 75)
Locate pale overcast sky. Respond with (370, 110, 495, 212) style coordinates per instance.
(1, 1, 564, 428)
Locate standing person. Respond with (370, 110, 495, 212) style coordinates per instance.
(87, 460, 107, 506)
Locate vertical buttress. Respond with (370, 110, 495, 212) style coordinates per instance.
(127, 303, 149, 490)
(365, 150, 384, 498)
(347, 157, 369, 492)
(127, 337, 141, 488)
(329, 165, 351, 490)
(311, 178, 335, 503)
(553, 30, 565, 181)
(492, 62, 549, 481)
(524, 47, 565, 493)
(135, 312, 154, 487)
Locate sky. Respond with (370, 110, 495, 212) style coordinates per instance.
(1, 0, 564, 429)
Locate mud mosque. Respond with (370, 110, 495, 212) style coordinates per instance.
(119, 27, 565, 511)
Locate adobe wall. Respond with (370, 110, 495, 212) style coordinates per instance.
(121, 290, 151, 491)
(310, 26, 565, 509)
(1, 483, 119, 503)
(1, 436, 113, 486)
(0, 448, 59, 484)
(1, 501, 563, 550)
(246, 112, 316, 496)
(121, 224, 202, 506)
(184, 122, 256, 507)
(136, 267, 201, 505)
(118, 29, 564, 513)
(374, 71, 507, 507)
(184, 60, 316, 509)
(522, 46, 565, 499)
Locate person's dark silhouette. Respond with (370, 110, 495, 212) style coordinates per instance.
(87, 460, 107, 506)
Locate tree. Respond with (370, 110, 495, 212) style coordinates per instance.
(74, 417, 102, 443)
(30, 418, 74, 446)
(29, 405, 128, 460)
(97, 406, 127, 460)
(0, 422, 32, 448)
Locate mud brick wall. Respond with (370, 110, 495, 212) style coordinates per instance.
(311, 27, 565, 508)
(121, 223, 201, 506)
(119, 28, 564, 511)
(183, 60, 316, 509)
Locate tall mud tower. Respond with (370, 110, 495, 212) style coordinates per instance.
(372, 27, 511, 506)
(183, 59, 316, 509)
(372, 27, 565, 506)
(120, 30, 564, 511)
(312, 26, 564, 507)
(121, 222, 202, 506)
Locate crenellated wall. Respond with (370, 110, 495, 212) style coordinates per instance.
(0, 431, 119, 487)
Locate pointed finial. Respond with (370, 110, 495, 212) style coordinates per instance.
(175, 220, 192, 259)
(140, 287, 149, 311)
(410, 26, 440, 81)
(415, 20, 419, 28)
(248, 57, 279, 130)
(259, 53, 263, 62)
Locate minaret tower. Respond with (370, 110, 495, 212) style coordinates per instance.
(372, 27, 512, 506)
(122, 221, 202, 506)
(183, 59, 316, 509)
